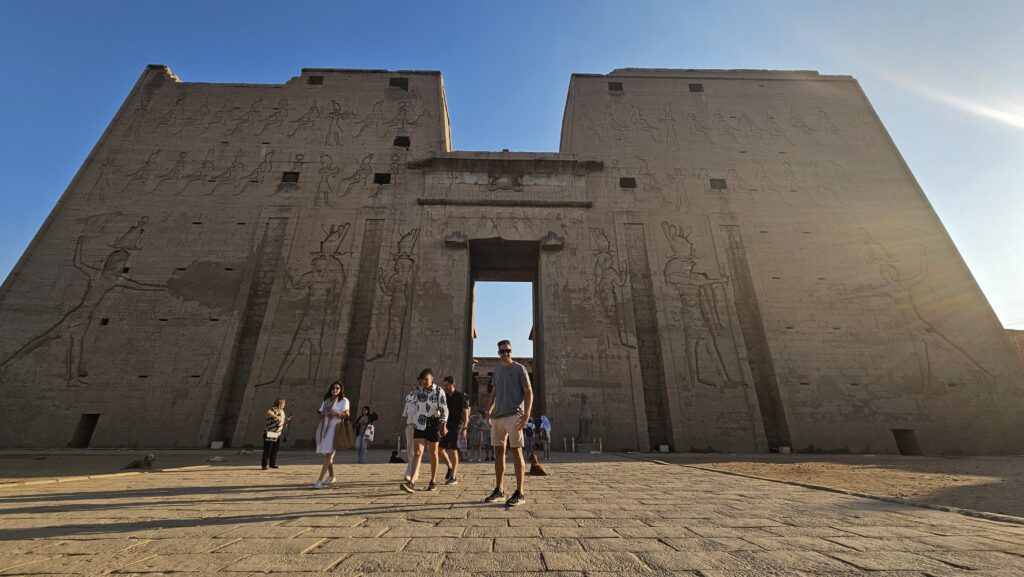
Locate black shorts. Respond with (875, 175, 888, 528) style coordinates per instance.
(439, 425, 462, 450)
(413, 425, 440, 443)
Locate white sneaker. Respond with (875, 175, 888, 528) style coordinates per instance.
(324, 475, 335, 486)
(313, 481, 322, 489)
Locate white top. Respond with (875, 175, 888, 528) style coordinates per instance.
(319, 397, 350, 422)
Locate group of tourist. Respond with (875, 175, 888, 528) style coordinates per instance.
(259, 339, 536, 507)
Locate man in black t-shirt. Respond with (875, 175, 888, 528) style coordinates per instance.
(439, 376, 469, 485)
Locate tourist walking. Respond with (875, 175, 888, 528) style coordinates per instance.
(483, 340, 533, 507)
(399, 380, 420, 481)
(262, 398, 290, 469)
(539, 415, 552, 460)
(313, 381, 350, 489)
(399, 368, 448, 493)
(439, 376, 469, 484)
(354, 406, 375, 464)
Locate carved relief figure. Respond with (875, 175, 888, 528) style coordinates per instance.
(87, 158, 119, 202)
(663, 250, 734, 387)
(578, 393, 594, 442)
(590, 228, 631, 347)
(764, 109, 793, 145)
(738, 113, 770, 145)
(339, 153, 373, 196)
(629, 104, 662, 143)
(111, 216, 148, 251)
(257, 99, 290, 135)
(817, 110, 845, 144)
(172, 99, 210, 136)
(236, 150, 275, 196)
(257, 225, 350, 388)
(713, 113, 742, 144)
(177, 148, 216, 195)
(0, 233, 164, 387)
(312, 154, 340, 207)
(150, 152, 188, 193)
(288, 103, 321, 137)
(324, 100, 351, 145)
(659, 103, 680, 151)
(789, 107, 822, 146)
(603, 105, 630, 144)
(369, 228, 420, 362)
(688, 113, 713, 144)
(847, 231, 994, 385)
(578, 111, 606, 144)
(353, 100, 385, 139)
(227, 99, 263, 136)
(661, 221, 694, 260)
(206, 150, 244, 196)
(119, 151, 160, 194)
(637, 158, 681, 211)
(752, 160, 783, 202)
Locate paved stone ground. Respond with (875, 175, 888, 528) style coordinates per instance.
(1, 453, 1023, 576)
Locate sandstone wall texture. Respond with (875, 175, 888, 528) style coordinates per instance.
(1, 65, 1021, 454)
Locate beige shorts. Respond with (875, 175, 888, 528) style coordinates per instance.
(490, 414, 524, 448)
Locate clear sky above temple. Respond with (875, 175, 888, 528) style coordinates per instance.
(2, 1, 1022, 358)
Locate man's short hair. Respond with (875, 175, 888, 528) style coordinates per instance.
(418, 367, 433, 379)
(443, 376, 454, 385)
(497, 339, 512, 348)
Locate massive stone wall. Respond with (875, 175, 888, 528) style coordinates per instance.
(1, 65, 1021, 454)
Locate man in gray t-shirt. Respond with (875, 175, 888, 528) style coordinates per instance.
(483, 339, 533, 507)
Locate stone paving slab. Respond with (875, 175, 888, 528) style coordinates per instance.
(0, 456, 1022, 575)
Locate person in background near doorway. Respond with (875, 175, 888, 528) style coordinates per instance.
(439, 376, 469, 484)
(354, 406, 376, 464)
(484, 339, 533, 507)
(524, 418, 536, 461)
(539, 415, 552, 460)
(399, 380, 420, 481)
(262, 398, 290, 470)
(313, 381, 350, 489)
(400, 368, 448, 493)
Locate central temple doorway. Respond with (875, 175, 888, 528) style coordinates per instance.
(465, 238, 544, 418)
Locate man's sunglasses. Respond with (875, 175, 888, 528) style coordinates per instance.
(498, 349, 512, 354)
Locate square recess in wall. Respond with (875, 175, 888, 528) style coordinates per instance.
(389, 78, 409, 91)
(281, 172, 300, 183)
(619, 177, 637, 189)
(608, 81, 623, 92)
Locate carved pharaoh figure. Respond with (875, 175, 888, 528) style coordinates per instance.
(663, 257, 733, 387)
(0, 237, 164, 387)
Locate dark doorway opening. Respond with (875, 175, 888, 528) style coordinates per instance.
(69, 414, 100, 448)
(466, 238, 543, 417)
(892, 429, 923, 456)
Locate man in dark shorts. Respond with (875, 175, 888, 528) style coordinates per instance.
(483, 339, 533, 507)
(439, 376, 469, 485)
(400, 368, 448, 493)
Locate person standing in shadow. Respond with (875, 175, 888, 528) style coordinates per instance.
(262, 398, 290, 470)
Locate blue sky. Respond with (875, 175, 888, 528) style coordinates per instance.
(2, 1, 1022, 359)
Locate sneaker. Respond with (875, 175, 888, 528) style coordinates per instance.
(313, 481, 323, 489)
(444, 468, 453, 481)
(505, 490, 526, 507)
(261, 466, 268, 470)
(269, 465, 278, 469)
(427, 482, 438, 491)
(324, 475, 335, 486)
(445, 476, 459, 485)
(484, 488, 504, 502)
(400, 481, 415, 493)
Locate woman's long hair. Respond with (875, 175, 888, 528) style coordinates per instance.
(323, 380, 344, 402)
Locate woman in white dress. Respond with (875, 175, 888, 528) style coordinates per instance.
(314, 381, 350, 489)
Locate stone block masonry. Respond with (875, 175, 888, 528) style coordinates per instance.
(0, 65, 1022, 454)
